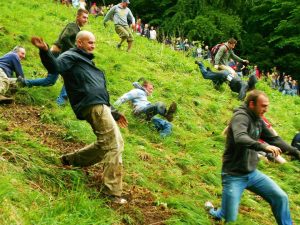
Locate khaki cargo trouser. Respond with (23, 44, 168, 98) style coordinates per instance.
(0, 68, 10, 95)
(65, 104, 124, 196)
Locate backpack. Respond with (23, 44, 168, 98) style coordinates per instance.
(210, 43, 229, 65)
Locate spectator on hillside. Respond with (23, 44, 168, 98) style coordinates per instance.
(291, 80, 299, 96)
(103, 0, 135, 52)
(214, 38, 249, 76)
(203, 45, 211, 61)
(254, 65, 261, 79)
(89, 2, 99, 15)
(0, 46, 26, 104)
(114, 80, 177, 137)
(149, 26, 157, 41)
(235, 61, 244, 78)
(18, 9, 89, 106)
(134, 18, 143, 35)
(205, 90, 299, 224)
(142, 24, 150, 39)
(195, 61, 257, 100)
(280, 76, 292, 95)
(72, 0, 79, 8)
(31, 31, 128, 204)
(79, 0, 86, 9)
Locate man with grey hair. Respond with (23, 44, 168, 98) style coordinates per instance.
(31, 31, 128, 204)
(0, 46, 26, 103)
(103, 0, 135, 51)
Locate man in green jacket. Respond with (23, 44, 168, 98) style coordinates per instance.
(214, 38, 249, 76)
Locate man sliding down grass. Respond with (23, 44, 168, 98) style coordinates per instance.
(114, 79, 177, 137)
(195, 61, 257, 100)
(31, 31, 128, 204)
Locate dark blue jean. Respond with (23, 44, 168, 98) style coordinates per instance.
(209, 170, 292, 224)
(197, 62, 228, 84)
(56, 85, 68, 106)
(25, 73, 59, 87)
(142, 102, 167, 119)
(151, 117, 172, 137)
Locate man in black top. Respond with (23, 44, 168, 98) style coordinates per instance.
(31, 31, 128, 204)
(205, 90, 298, 224)
(19, 9, 89, 106)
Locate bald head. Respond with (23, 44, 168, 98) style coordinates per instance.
(76, 31, 96, 53)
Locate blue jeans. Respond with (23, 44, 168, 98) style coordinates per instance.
(56, 85, 68, 106)
(151, 117, 172, 137)
(25, 73, 59, 87)
(197, 62, 228, 85)
(142, 102, 167, 120)
(209, 170, 292, 225)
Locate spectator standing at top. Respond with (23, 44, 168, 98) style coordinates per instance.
(0, 46, 26, 104)
(149, 26, 157, 41)
(79, 0, 86, 9)
(205, 90, 299, 224)
(31, 31, 129, 204)
(103, 0, 135, 52)
(142, 24, 150, 39)
(203, 45, 211, 61)
(214, 38, 249, 76)
(89, 2, 99, 15)
(18, 9, 89, 106)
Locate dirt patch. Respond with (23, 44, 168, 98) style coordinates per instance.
(0, 103, 174, 224)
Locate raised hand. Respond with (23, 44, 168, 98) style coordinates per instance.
(31, 36, 48, 51)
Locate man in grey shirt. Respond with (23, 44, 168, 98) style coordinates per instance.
(103, 0, 135, 51)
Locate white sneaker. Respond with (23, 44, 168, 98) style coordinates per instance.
(204, 201, 214, 210)
(109, 196, 128, 205)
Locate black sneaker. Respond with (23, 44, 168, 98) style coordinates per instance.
(60, 155, 70, 166)
(165, 102, 177, 122)
(0, 95, 13, 104)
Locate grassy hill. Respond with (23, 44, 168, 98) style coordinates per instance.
(0, 0, 299, 224)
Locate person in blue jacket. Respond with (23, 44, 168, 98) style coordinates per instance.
(0, 46, 26, 103)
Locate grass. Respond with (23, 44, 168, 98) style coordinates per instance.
(0, 0, 299, 224)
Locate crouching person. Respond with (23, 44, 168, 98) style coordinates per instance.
(114, 80, 177, 137)
(0, 46, 26, 104)
(31, 31, 128, 204)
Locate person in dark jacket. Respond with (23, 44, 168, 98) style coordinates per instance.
(31, 31, 128, 204)
(0, 46, 26, 103)
(18, 8, 89, 106)
(195, 61, 257, 100)
(205, 90, 299, 224)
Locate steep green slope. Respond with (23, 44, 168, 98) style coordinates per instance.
(0, 0, 299, 224)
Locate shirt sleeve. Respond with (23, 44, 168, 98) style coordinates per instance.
(231, 114, 268, 151)
(103, 6, 116, 23)
(11, 54, 24, 78)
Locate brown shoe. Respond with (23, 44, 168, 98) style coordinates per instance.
(0, 95, 13, 104)
(165, 102, 177, 122)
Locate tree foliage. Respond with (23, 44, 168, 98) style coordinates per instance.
(129, 0, 300, 78)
